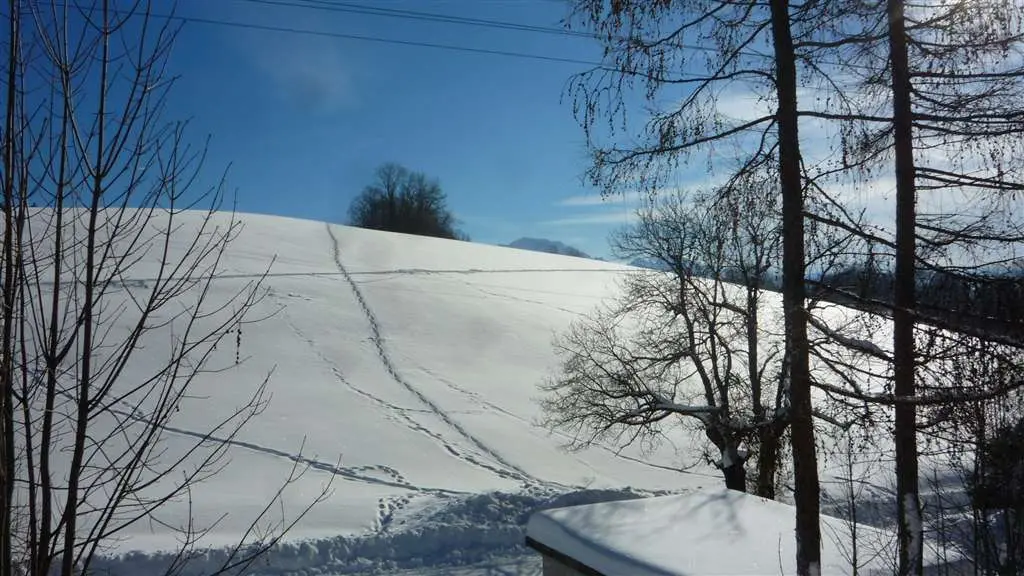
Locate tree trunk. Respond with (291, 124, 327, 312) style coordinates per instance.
(748, 284, 778, 500)
(755, 423, 784, 500)
(707, 428, 749, 493)
(887, 0, 922, 573)
(723, 461, 748, 492)
(1, 3, 19, 574)
(769, 0, 821, 572)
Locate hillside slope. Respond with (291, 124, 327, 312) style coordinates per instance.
(31, 211, 931, 575)
(91, 213, 712, 558)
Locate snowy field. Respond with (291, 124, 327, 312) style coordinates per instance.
(56, 211, 927, 575)
(83, 212, 726, 575)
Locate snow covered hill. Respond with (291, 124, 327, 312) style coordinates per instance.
(83, 212, 720, 574)
(47, 211, 935, 575)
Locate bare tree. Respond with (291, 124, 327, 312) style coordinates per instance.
(1, 2, 332, 575)
(823, 428, 899, 576)
(566, 0, 1024, 573)
(541, 173, 792, 496)
(785, 1, 1024, 572)
(916, 340, 1024, 575)
(565, 0, 823, 569)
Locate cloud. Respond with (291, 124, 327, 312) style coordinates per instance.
(243, 32, 355, 115)
(555, 179, 721, 208)
(715, 90, 775, 124)
(711, 87, 848, 167)
(541, 209, 638, 226)
(557, 191, 645, 207)
(816, 176, 897, 231)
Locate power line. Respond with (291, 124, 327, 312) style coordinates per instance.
(25, 0, 602, 66)
(162, 8, 797, 136)
(152, 9, 607, 66)
(242, 0, 880, 74)
(240, 0, 596, 40)
(32, 0, 828, 76)
(231, 0, 773, 62)
(28, 1, 871, 95)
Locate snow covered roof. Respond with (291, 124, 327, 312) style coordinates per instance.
(526, 488, 900, 576)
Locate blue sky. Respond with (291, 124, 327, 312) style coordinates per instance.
(15, 0, 907, 259)
(159, 0, 643, 258)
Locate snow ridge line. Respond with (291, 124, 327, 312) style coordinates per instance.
(324, 224, 541, 486)
(345, 267, 630, 276)
(39, 267, 632, 287)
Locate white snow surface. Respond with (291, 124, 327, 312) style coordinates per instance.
(41, 210, 949, 575)
(527, 488, 899, 576)
(78, 212, 718, 574)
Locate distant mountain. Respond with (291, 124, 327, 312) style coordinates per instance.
(627, 257, 669, 271)
(626, 258, 717, 278)
(505, 237, 591, 259)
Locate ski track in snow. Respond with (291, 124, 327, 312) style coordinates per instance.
(405, 355, 720, 482)
(266, 289, 531, 521)
(48, 267, 634, 288)
(271, 287, 435, 423)
(324, 224, 558, 491)
(406, 358, 609, 484)
(456, 278, 581, 316)
(348, 267, 629, 276)
(109, 405, 463, 496)
(407, 358, 526, 423)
